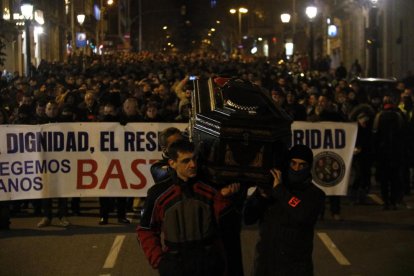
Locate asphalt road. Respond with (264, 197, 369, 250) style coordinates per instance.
(1, 191, 413, 276)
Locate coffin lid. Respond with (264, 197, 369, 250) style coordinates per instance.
(190, 77, 293, 140)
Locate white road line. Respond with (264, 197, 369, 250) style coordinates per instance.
(317, 232, 351, 266)
(368, 193, 384, 205)
(103, 235, 126, 269)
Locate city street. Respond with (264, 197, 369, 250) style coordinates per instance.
(1, 190, 413, 276)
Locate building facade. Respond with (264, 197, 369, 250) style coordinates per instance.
(1, 0, 414, 79)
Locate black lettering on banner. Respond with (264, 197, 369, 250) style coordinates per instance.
(11, 161, 23, 175)
(7, 131, 89, 153)
(48, 160, 60, 173)
(146, 131, 157, 151)
(33, 176, 43, 190)
(0, 176, 44, 193)
(292, 130, 305, 146)
(53, 132, 64, 151)
(24, 160, 34, 174)
(25, 132, 36, 152)
(124, 132, 135, 151)
(292, 128, 347, 150)
(100, 131, 118, 151)
(61, 159, 71, 173)
(0, 162, 9, 176)
(6, 133, 18, 153)
(335, 129, 345, 148)
(310, 129, 321, 148)
(36, 160, 47, 174)
(136, 131, 145, 151)
(323, 129, 333, 149)
(20, 178, 32, 191)
(66, 132, 77, 151)
(0, 160, 72, 176)
(123, 131, 158, 152)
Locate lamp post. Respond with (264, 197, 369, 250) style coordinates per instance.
(77, 14, 86, 72)
(230, 7, 248, 46)
(77, 14, 85, 26)
(305, 4, 318, 70)
(21, 0, 33, 78)
(280, 13, 291, 60)
(368, 0, 379, 77)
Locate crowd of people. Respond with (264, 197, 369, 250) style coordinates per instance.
(1, 50, 414, 274)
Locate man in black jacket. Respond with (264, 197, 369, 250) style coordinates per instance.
(137, 139, 240, 276)
(243, 144, 325, 276)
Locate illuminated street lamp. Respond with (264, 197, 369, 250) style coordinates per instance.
(21, 0, 33, 77)
(77, 13, 87, 72)
(230, 7, 248, 46)
(77, 14, 85, 26)
(280, 13, 291, 24)
(305, 4, 318, 70)
(280, 13, 291, 60)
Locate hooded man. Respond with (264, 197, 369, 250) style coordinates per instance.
(243, 144, 325, 276)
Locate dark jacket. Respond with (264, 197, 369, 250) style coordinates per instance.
(372, 106, 406, 164)
(137, 174, 233, 275)
(150, 155, 172, 183)
(243, 180, 325, 276)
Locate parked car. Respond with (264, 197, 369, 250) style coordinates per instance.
(350, 77, 398, 102)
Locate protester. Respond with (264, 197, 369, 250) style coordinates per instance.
(372, 95, 406, 209)
(150, 127, 184, 183)
(137, 139, 240, 276)
(37, 101, 71, 227)
(0, 108, 11, 230)
(308, 94, 345, 220)
(1, 49, 409, 232)
(243, 144, 325, 276)
(350, 112, 374, 204)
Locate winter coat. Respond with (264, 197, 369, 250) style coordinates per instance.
(243, 181, 325, 276)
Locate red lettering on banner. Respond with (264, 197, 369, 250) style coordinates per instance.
(77, 159, 98, 189)
(130, 159, 147, 189)
(288, 196, 301, 207)
(77, 159, 149, 190)
(99, 159, 128, 189)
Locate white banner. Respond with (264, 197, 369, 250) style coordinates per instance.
(0, 121, 357, 201)
(0, 122, 187, 201)
(292, 121, 358, 196)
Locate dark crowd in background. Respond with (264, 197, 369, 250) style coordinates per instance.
(1, 50, 414, 230)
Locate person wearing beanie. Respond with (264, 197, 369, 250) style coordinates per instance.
(243, 144, 325, 276)
(372, 96, 406, 210)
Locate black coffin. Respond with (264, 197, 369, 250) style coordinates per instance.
(190, 78, 293, 186)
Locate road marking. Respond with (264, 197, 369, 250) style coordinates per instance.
(317, 232, 351, 266)
(103, 235, 126, 269)
(368, 193, 384, 205)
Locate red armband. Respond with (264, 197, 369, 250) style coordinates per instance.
(288, 196, 301, 207)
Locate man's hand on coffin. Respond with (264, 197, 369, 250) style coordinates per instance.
(220, 183, 241, 197)
(270, 168, 282, 189)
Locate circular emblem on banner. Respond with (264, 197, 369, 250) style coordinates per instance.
(312, 151, 345, 187)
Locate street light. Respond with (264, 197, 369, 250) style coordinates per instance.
(21, 0, 33, 78)
(77, 14, 85, 26)
(280, 13, 291, 60)
(305, 4, 318, 70)
(77, 14, 86, 73)
(230, 7, 248, 46)
(280, 13, 291, 24)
